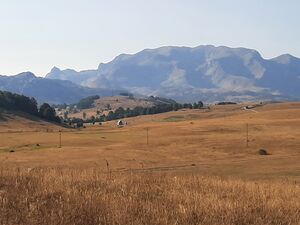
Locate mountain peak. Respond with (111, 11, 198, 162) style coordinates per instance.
(271, 54, 300, 64)
(45, 67, 62, 78)
(50, 66, 61, 73)
(15, 72, 36, 79)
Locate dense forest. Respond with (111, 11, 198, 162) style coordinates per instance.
(0, 91, 60, 123)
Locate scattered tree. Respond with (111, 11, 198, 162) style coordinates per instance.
(39, 103, 60, 123)
(77, 95, 100, 109)
(82, 112, 87, 119)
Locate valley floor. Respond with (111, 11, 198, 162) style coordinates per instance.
(0, 102, 299, 180)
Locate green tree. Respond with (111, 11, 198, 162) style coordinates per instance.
(63, 111, 68, 119)
(198, 101, 204, 108)
(107, 111, 115, 121)
(39, 103, 59, 122)
(76, 95, 99, 109)
(83, 112, 87, 119)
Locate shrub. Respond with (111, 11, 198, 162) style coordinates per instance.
(258, 149, 269, 155)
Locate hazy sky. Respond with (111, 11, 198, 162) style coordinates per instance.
(0, 0, 299, 76)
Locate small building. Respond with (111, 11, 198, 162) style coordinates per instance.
(117, 120, 124, 126)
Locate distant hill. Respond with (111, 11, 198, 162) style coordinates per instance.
(0, 109, 62, 132)
(0, 90, 60, 131)
(64, 95, 177, 119)
(0, 72, 122, 104)
(46, 45, 300, 102)
(93, 95, 176, 111)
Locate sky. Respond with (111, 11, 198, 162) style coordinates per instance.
(0, 0, 299, 76)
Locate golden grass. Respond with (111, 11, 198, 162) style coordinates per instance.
(0, 102, 300, 224)
(0, 168, 299, 225)
(0, 102, 299, 180)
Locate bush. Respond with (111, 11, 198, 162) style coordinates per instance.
(258, 149, 269, 155)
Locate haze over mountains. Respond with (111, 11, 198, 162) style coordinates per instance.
(1, 45, 300, 103)
(0, 72, 121, 104)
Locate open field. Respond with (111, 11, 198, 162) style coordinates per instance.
(0, 102, 299, 179)
(0, 102, 300, 224)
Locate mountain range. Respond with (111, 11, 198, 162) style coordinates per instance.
(46, 45, 300, 102)
(0, 72, 122, 104)
(1, 45, 300, 103)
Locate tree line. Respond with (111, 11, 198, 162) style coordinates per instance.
(53, 95, 100, 111)
(0, 91, 60, 123)
(78, 101, 204, 124)
(76, 95, 100, 109)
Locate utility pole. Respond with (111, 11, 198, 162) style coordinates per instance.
(59, 130, 62, 148)
(246, 123, 249, 147)
(146, 127, 149, 145)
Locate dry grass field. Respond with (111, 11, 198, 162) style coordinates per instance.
(0, 169, 299, 225)
(0, 102, 300, 224)
(0, 102, 299, 179)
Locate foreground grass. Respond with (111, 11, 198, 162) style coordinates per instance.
(0, 169, 299, 225)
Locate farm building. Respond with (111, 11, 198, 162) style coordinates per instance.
(117, 120, 124, 126)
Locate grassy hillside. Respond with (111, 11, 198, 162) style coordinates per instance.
(66, 95, 174, 119)
(0, 110, 62, 132)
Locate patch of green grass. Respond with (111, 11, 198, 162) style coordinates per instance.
(163, 115, 185, 122)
